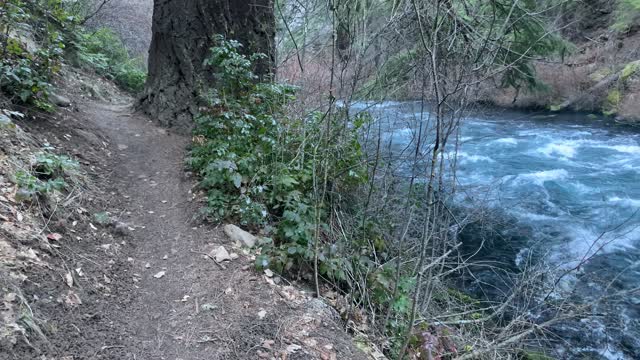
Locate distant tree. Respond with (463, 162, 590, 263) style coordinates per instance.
(139, 0, 275, 132)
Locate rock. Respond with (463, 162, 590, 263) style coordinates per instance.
(14, 188, 33, 203)
(211, 246, 231, 262)
(113, 222, 130, 236)
(0, 114, 12, 127)
(75, 129, 103, 148)
(50, 93, 71, 107)
(223, 224, 257, 247)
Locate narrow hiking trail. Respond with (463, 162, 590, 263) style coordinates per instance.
(63, 92, 370, 359)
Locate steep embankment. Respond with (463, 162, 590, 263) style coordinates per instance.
(1, 67, 374, 359)
(484, 1, 640, 123)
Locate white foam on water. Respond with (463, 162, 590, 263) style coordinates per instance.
(607, 196, 640, 208)
(605, 145, 640, 154)
(570, 181, 595, 194)
(581, 142, 640, 155)
(515, 248, 531, 268)
(517, 169, 569, 185)
(457, 151, 495, 163)
(605, 157, 640, 171)
(538, 141, 579, 158)
(551, 223, 640, 272)
(566, 130, 594, 137)
(493, 137, 518, 145)
(517, 129, 547, 137)
(574, 346, 629, 360)
(518, 211, 559, 221)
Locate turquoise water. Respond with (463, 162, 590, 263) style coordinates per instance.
(351, 101, 640, 359)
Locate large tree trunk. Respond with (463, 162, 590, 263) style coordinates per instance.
(139, 0, 275, 133)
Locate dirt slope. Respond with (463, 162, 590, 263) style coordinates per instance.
(2, 69, 371, 359)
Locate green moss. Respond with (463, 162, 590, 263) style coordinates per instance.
(589, 68, 612, 82)
(522, 351, 555, 360)
(549, 104, 562, 112)
(621, 61, 640, 82)
(604, 89, 622, 115)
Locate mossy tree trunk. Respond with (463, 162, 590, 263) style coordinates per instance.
(139, 0, 275, 133)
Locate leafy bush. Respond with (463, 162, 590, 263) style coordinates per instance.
(188, 36, 367, 278)
(72, 28, 146, 93)
(15, 152, 78, 199)
(0, 0, 69, 110)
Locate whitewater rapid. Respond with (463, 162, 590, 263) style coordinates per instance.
(352, 101, 640, 360)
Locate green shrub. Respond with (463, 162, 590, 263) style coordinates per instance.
(188, 36, 367, 279)
(0, 0, 69, 110)
(612, 0, 640, 32)
(72, 28, 146, 93)
(14, 152, 78, 199)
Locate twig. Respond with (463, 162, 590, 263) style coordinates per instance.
(189, 249, 226, 270)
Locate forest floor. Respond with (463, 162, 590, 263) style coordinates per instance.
(1, 67, 373, 359)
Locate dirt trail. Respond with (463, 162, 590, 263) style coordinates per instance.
(69, 99, 369, 360)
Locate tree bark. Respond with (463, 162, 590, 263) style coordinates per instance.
(139, 0, 275, 133)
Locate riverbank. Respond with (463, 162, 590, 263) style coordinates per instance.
(480, 19, 640, 124)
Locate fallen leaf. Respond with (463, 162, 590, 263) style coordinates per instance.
(64, 291, 82, 306)
(64, 272, 73, 287)
(47, 233, 62, 241)
(286, 344, 302, 354)
(256, 350, 270, 358)
(264, 269, 274, 277)
(153, 271, 165, 279)
(201, 303, 216, 311)
(257, 309, 267, 319)
(4, 292, 17, 302)
(304, 338, 318, 347)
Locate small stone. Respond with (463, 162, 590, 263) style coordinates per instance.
(50, 93, 71, 107)
(223, 224, 257, 248)
(211, 246, 231, 262)
(114, 222, 129, 236)
(257, 309, 267, 319)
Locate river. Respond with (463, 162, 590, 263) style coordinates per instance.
(351, 101, 640, 360)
